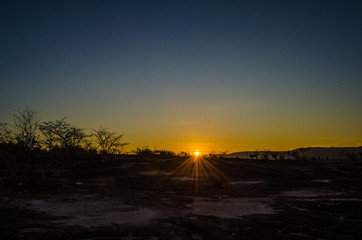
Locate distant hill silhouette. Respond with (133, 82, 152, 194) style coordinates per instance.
(227, 147, 362, 160)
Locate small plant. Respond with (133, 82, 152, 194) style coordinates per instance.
(0, 123, 13, 145)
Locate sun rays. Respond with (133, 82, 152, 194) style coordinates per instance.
(149, 154, 233, 198)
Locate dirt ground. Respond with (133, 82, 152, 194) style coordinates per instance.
(1, 157, 362, 240)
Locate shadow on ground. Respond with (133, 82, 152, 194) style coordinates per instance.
(1, 157, 362, 239)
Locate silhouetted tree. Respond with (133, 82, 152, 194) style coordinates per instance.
(13, 107, 41, 151)
(92, 126, 128, 156)
(0, 123, 15, 175)
(39, 119, 66, 150)
(178, 151, 190, 157)
(82, 139, 95, 152)
(0, 107, 42, 181)
(133, 147, 154, 157)
(0, 122, 13, 144)
(40, 118, 87, 150)
(154, 149, 176, 157)
(39, 118, 89, 164)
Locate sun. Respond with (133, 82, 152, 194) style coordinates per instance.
(194, 152, 200, 156)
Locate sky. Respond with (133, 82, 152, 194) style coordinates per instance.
(1, 0, 361, 153)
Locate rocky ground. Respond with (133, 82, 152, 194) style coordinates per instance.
(1, 156, 362, 239)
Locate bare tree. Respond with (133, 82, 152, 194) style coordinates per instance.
(13, 107, 41, 150)
(0, 107, 42, 173)
(62, 126, 87, 149)
(92, 126, 128, 155)
(39, 118, 87, 150)
(0, 122, 13, 144)
(82, 139, 96, 152)
(39, 119, 63, 150)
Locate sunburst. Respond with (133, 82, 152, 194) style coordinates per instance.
(149, 153, 232, 199)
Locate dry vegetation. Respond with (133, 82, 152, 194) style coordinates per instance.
(1, 108, 362, 239)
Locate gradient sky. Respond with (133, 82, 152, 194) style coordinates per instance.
(1, 0, 361, 153)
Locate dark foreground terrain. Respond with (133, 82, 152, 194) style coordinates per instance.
(1, 156, 362, 239)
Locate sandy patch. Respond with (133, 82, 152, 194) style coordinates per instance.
(172, 176, 195, 181)
(325, 198, 362, 202)
(189, 197, 275, 218)
(113, 161, 150, 169)
(20, 198, 160, 227)
(228, 180, 264, 185)
(312, 179, 332, 183)
(138, 170, 172, 176)
(279, 190, 343, 198)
